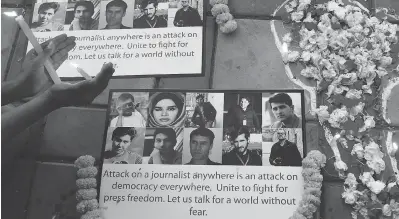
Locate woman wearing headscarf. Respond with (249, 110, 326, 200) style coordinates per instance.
(147, 92, 186, 152)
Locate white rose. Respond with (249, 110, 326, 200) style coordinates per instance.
(368, 181, 385, 194)
(380, 56, 393, 67)
(359, 172, 374, 185)
(351, 143, 364, 159)
(367, 158, 386, 174)
(342, 190, 357, 204)
(291, 11, 304, 22)
(334, 160, 348, 172)
(382, 204, 392, 216)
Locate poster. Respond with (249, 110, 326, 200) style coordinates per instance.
(99, 89, 306, 219)
(28, 0, 205, 78)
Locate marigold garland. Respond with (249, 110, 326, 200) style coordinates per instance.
(210, 0, 237, 34)
(289, 150, 326, 219)
(75, 155, 102, 219)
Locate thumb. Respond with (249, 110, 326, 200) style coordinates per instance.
(31, 41, 55, 69)
(93, 62, 115, 88)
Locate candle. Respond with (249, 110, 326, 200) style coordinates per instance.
(15, 15, 61, 84)
(70, 62, 92, 80)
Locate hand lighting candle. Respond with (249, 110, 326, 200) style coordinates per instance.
(15, 15, 61, 84)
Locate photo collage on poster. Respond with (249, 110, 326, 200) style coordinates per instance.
(30, 0, 204, 32)
(102, 90, 306, 167)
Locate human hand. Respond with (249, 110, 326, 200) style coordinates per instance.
(47, 62, 115, 108)
(18, 34, 76, 101)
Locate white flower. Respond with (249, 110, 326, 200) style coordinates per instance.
(368, 180, 385, 194)
(301, 66, 322, 80)
(367, 158, 385, 174)
(297, 0, 311, 11)
(351, 143, 364, 159)
(327, 1, 347, 20)
(282, 33, 292, 43)
(344, 173, 358, 189)
(334, 160, 348, 172)
(328, 106, 349, 128)
(382, 204, 392, 216)
(314, 105, 330, 123)
(364, 141, 384, 161)
(303, 12, 315, 23)
(349, 102, 365, 121)
(322, 69, 338, 80)
(359, 115, 375, 132)
(359, 172, 374, 185)
(342, 189, 357, 204)
(379, 56, 392, 67)
(291, 11, 304, 22)
(345, 89, 362, 99)
(284, 4, 294, 13)
(301, 51, 312, 62)
(284, 50, 300, 62)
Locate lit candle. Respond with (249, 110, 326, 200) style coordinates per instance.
(15, 15, 61, 84)
(70, 62, 92, 80)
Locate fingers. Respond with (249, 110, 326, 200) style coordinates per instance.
(52, 53, 68, 70)
(53, 36, 76, 53)
(30, 41, 55, 69)
(41, 34, 68, 49)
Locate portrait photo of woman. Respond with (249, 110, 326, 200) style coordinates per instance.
(147, 92, 186, 128)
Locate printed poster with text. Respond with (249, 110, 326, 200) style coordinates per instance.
(99, 89, 306, 219)
(29, 0, 205, 77)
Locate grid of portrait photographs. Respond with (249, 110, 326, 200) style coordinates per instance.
(101, 90, 306, 167)
(30, 0, 204, 32)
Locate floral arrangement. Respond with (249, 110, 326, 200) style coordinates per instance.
(210, 0, 237, 34)
(289, 150, 326, 219)
(279, 0, 399, 218)
(75, 155, 102, 219)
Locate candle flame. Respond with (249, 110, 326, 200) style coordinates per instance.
(4, 11, 18, 17)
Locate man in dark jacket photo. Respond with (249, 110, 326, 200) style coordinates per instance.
(269, 129, 302, 166)
(173, 0, 202, 27)
(133, 0, 167, 28)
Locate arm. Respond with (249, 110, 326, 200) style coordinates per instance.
(173, 10, 181, 26)
(269, 144, 278, 166)
(252, 110, 261, 132)
(289, 143, 303, 166)
(193, 10, 203, 26)
(2, 90, 57, 144)
(2, 62, 115, 144)
(191, 106, 199, 123)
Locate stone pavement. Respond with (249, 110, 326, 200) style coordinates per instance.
(2, 0, 399, 219)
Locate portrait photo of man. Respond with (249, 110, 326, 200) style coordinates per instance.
(185, 93, 223, 128)
(222, 126, 262, 166)
(133, 0, 167, 28)
(67, 0, 99, 30)
(31, 2, 66, 32)
(103, 127, 144, 164)
(224, 93, 262, 134)
(144, 128, 183, 165)
(183, 128, 222, 165)
(262, 92, 303, 129)
(268, 129, 302, 166)
(173, 0, 202, 27)
(100, 0, 132, 29)
(109, 92, 148, 127)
